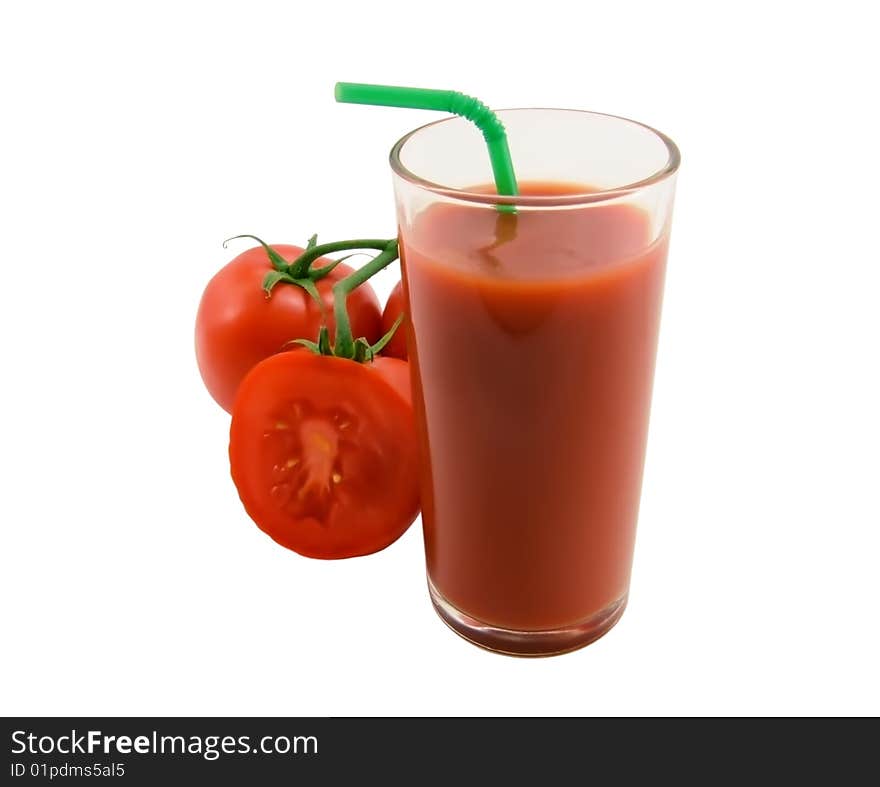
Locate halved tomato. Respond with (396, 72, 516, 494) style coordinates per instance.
(229, 351, 419, 558)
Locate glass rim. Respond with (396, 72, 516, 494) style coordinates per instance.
(389, 107, 680, 207)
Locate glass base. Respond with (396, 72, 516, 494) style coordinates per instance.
(428, 577, 627, 657)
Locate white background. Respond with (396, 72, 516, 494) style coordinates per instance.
(1, 1, 878, 717)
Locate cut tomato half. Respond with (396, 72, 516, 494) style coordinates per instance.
(229, 351, 420, 559)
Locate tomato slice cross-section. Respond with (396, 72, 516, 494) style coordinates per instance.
(230, 351, 420, 559)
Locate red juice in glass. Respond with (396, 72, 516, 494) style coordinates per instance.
(392, 110, 678, 655)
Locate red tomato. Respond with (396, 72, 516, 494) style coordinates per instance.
(196, 244, 383, 412)
(229, 351, 420, 559)
(380, 281, 408, 360)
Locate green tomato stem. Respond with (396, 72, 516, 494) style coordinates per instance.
(332, 239, 399, 359)
(289, 238, 392, 278)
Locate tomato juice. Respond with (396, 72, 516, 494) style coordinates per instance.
(400, 182, 669, 648)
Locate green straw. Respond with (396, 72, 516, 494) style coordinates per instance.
(335, 82, 519, 200)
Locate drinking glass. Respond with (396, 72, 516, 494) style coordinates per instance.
(391, 109, 679, 655)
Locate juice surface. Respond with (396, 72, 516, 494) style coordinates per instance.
(400, 182, 669, 631)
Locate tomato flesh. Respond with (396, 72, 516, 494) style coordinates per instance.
(230, 352, 420, 558)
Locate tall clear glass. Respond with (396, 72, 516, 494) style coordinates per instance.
(391, 109, 679, 656)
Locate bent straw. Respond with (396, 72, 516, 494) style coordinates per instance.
(335, 82, 519, 200)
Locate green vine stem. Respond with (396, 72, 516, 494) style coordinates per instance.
(286, 238, 402, 362)
(289, 238, 391, 278)
(332, 240, 399, 359)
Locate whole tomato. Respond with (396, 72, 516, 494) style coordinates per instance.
(196, 243, 382, 412)
(380, 281, 408, 360)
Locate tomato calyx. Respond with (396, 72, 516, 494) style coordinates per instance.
(294, 314, 404, 363)
(223, 233, 392, 302)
